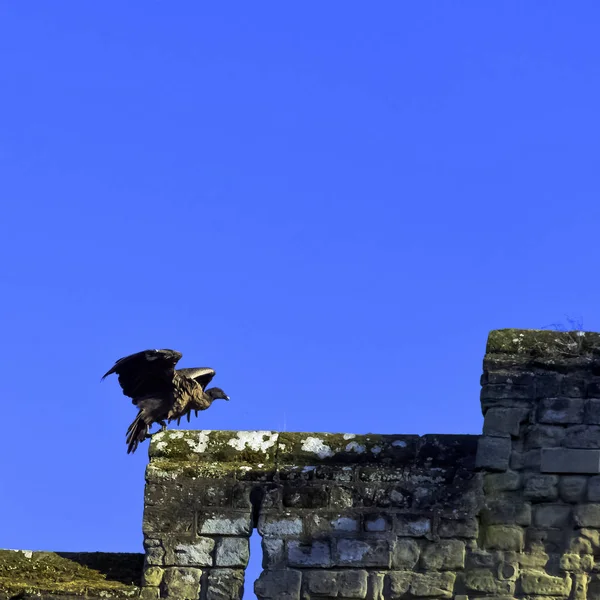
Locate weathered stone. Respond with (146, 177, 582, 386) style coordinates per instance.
(511, 449, 541, 470)
(420, 540, 465, 570)
(564, 425, 600, 448)
(589, 476, 600, 501)
(144, 539, 165, 566)
(537, 398, 584, 424)
(395, 515, 431, 537)
(368, 571, 386, 600)
(169, 538, 215, 567)
(409, 572, 456, 597)
(254, 569, 301, 600)
(484, 471, 522, 493)
(524, 424, 566, 449)
(498, 561, 517, 579)
(198, 513, 251, 536)
(206, 568, 244, 600)
(215, 537, 249, 568)
(258, 515, 303, 537)
(388, 571, 413, 598)
(262, 537, 284, 568)
(520, 570, 572, 596)
(305, 570, 337, 596)
(484, 526, 524, 551)
(330, 486, 354, 508)
(392, 539, 420, 569)
(569, 534, 594, 555)
(282, 485, 329, 508)
(525, 527, 565, 553)
(483, 407, 530, 437)
(559, 553, 594, 573)
(438, 517, 478, 538)
(161, 567, 202, 599)
(519, 547, 549, 567)
(476, 436, 512, 471)
(573, 573, 588, 600)
(585, 399, 600, 424)
(524, 473, 559, 500)
(335, 539, 391, 567)
(338, 570, 368, 597)
(463, 568, 515, 594)
(574, 504, 600, 527)
(142, 566, 164, 587)
(533, 504, 571, 528)
(542, 448, 600, 474)
(330, 516, 360, 532)
(481, 497, 531, 525)
(365, 514, 391, 532)
(559, 476, 588, 502)
(288, 540, 332, 567)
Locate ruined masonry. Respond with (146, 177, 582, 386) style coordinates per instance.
(6, 329, 600, 600)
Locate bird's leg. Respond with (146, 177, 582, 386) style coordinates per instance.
(159, 421, 167, 432)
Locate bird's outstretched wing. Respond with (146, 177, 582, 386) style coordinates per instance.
(177, 367, 216, 390)
(102, 349, 182, 400)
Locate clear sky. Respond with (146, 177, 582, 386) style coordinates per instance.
(2, 2, 600, 595)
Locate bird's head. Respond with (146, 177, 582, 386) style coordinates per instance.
(206, 387, 230, 401)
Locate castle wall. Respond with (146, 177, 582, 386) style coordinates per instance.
(140, 329, 600, 600)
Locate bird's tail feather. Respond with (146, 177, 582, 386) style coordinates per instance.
(126, 412, 148, 454)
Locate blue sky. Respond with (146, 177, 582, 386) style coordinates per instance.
(1, 1, 600, 594)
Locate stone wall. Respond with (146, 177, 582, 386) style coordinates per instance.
(140, 329, 600, 599)
(6, 328, 600, 600)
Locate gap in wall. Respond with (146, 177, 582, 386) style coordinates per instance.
(243, 529, 262, 599)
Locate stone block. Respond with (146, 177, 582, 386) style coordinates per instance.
(329, 486, 354, 508)
(574, 504, 600, 527)
(335, 538, 391, 567)
(484, 525, 524, 551)
(524, 473, 559, 500)
(388, 571, 413, 598)
(392, 539, 420, 569)
(198, 513, 252, 536)
(206, 568, 245, 600)
(420, 540, 465, 570)
(481, 497, 531, 525)
(161, 567, 202, 600)
(525, 527, 565, 553)
(537, 398, 584, 424)
(395, 515, 431, 537)
(484, 471, 521, 493)
(142, 566, 164, 587)
(288, 540, 332, 567)
(564, 425, 600, 448)
(585, 399, 600, 424)
(170, 538, 215, 567)
(520, 570, 572, 596)
(365, 514, 391, 532)
(368, 572, 386, 600)
(410, 572, 456, 597)
(589, 476, 600, 501)
(144, 539, 165, 566)
(533, 504, 571, 528)
(338, 570, 369, 597)
(483, 407, 530, 437)
(559, 476, 588, 502)
(524, 424, 566, 449)
(573, 573, 588, 600)
(476, 436, 511, 471)
(305, 570, 368, 598)
(330, 516, 360, 532)
(510, 449, 541, 470)
(215, 537, 249, 568)
(562, 377, 586, 398)
(560, 553, 594, 573)
(463, 568, 515, 594)
(282, 485, 329, 508)
(258, 515, 303, 537)
(542, 448, 600, 474)
(438, 517, 478, 538)
(255, 569, 301, 600)
(262, 537, 284, 568)
(305, 570, 337, 596)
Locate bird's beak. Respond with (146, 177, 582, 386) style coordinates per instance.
(225, 396, 230, 401)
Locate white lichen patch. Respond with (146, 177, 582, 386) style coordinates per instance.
(302, 466, 316, 473)
(346, 441, 366, 453)
(392, 440, 407, 448)
(343, 433, 356, 440)
(238, 466, 252, 472)
(187, 431, 212, 453)
(155, 441, 168, 451)
(170, 431, 185, 439)
(301, 436, 334, 459)
(227, 431, 278, 453)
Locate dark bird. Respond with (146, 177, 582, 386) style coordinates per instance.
(101, 349, 230, 454)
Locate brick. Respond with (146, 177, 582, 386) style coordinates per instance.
(484, 525, 524, 551)
(335, 538, 391, 567)
(483, 407, 530, 437)
(254, 569, 301, 600)
(410, 572, 456, 597)
(395, 515, 432, 537)
(388, 571, 412, 598)
(338, 570, 369, 597)
(288, 540, 332, 567)
(537, 398, 584, 424)
(392, 539, 420, 569)
(420, 540, 465, 570)
(198, 513, 251, 536)
(476, 436, 511, 471)
(524, 473, 559, 500)
(258, 515, 303, 537)
(484, 471, 521, 493)
(464, 568, 515, 594)
(533, 504, 571, 528)
(262, 538, 284, 568)
(541, 448, 600, 474)
(162, 567, 202, 600)
(520, 570, 572, 596)
(574, 504, 600, 527)
(206, 568, 244, 600)
(170, 538, 215, 567)
(305, 571, 337, 596)
(559, 476, 588, 502)
(215, 538, 249, 568)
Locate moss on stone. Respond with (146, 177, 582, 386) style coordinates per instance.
(487, 328, 600, 357)
(0, 550, 141, 596)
